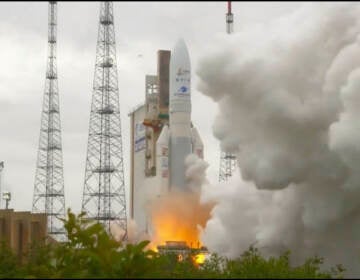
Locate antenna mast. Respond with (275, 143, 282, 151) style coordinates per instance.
(82, 1, 127, 238)
(226, 1, 234, 34)
(32, 1, 66, 242)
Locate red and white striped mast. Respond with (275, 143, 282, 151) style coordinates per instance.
(226, 1, 234, 34)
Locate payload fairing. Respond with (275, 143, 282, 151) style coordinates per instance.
(156, 38, 203, 192)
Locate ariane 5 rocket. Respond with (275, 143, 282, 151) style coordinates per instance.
(156, 38, 204, 192)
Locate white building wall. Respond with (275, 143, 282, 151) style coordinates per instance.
(129, 104, 148, 235)
(130, 105, 165, 237)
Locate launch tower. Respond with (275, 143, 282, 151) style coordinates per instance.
(81, 1, 127, 237)
(32, 1, 66, 242)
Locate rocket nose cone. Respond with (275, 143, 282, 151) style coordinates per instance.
(174, 38, 188, 53)
(175, 38, 187, 49)
(171, 38, 190, 65)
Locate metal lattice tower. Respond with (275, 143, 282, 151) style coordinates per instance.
(218, 152, 237, 182)
(32, 1, 66, 242)
(82, 1, 127, 237)
(226, 1, 234, 34)
(219, 1, 236, 183)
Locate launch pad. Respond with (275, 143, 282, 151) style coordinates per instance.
(157, 241, 209, 264)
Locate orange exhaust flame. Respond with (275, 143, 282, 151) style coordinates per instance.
(194, 253, 206, 265)
(147, 190, 215, 251)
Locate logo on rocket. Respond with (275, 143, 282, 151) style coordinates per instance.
(177, 67, 190, 76)
(179, 86, 188, 93)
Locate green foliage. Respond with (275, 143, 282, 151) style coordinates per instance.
(220, 246, 344, 279)
(113, 240, 157, 278)
(24, 241, 57, 278)
(0, 241, 21, 278)
(0, 209, 347, 279)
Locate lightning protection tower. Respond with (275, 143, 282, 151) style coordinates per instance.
(32, 1, 66, 242)
(226, 0, 234, 34)
(219, 152, 237, 182)
(82, 1, 127, 238)
(219, 1, 237, 182)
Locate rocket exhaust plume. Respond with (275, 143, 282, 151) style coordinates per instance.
(148, 191, 213, 249)
(196, 2, 360, 277)
(148, 154, 215, 250)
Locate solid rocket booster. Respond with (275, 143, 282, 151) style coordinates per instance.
(156, 38, 203, 192)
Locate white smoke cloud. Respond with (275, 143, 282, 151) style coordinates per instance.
(185, 153, 210, 193)
(196, 2, 360, 277)
(110, 219, 150, 244)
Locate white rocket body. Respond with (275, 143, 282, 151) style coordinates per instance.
(156, 38, 203, 192)
(156, 124, 169, 194)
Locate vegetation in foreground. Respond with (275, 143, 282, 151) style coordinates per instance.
(0, 209, 345, 279)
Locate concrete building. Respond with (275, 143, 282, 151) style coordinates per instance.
(0, 209, 47, 262)
(128, 50, 171, 236)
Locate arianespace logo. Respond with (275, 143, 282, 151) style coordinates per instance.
(177, 67, 190, 76)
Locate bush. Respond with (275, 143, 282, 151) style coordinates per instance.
(221, 246, 344, 279)
(0, 241, 21, 278)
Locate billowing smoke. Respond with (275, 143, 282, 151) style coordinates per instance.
(110, 219, 150, 244)
(185, 154, 210, 193)
(196, 2, 360, 276)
